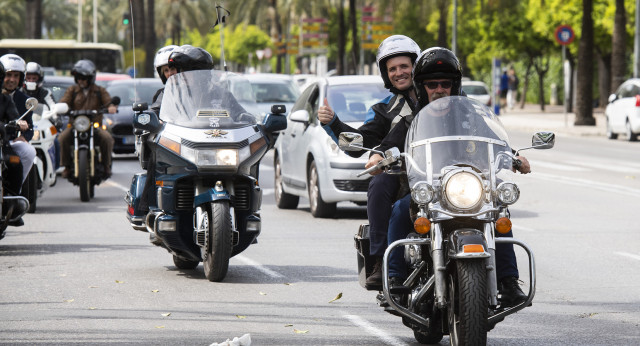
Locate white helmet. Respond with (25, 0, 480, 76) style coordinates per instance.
(25, 62, 44, 89)
(376, 35, 421, 89)
(0, 53, 26, 86)
(154, 45, 179, 84)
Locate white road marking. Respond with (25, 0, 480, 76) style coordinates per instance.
(234, 255, 285, 279)
(615, 252, 640, 261)
(530, 172, 640, 197)
(567, 160, 640, 174)
(103, 180, 129, 192)
(343, 314, 409, 346)
(533, 161, 588, 172)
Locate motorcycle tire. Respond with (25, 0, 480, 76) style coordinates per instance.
(274, 156, 298, 209)
(307, 160, 336, 218)
(78, 149, 91, 202)
(447, 259, 488, 346)
(172, 255, 199, 270)
(22, 166, 38, 213)
(203, 201, 233, 282)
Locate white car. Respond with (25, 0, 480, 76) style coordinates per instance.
(273, 75, 392, 217)
(605, 78, 640, 141)
(461, 80, 491, 106)
(244, 73, 299, 120)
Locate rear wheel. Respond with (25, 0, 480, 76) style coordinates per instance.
(78, 149, 90, 202)
(172, 255, 199, 269)
(606, 118, 618, 139)
(626, 120, 637, 142)
(447, 260, 488, 346)
(202, 201, 233, 282)
(274, 155, 299, 209)
(307, 160, 336, 218)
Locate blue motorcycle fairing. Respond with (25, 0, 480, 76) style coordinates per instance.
(194, 187, 231, 207)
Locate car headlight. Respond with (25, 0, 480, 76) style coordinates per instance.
(496, 182, 519, 205)
(443, 170, 483, 210)
(73, 115, 91, 132)
(411, 181, 434, 205)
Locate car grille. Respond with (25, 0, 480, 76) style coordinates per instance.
(175, 182, 195, 211)
(112, 124, 133, 136)
(234, 185, 250, 210)
(333, 178, 371, 192)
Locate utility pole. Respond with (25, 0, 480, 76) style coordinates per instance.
(452, 0, 457, 54)
(77, 0, 83, 42)
(93, 0, 98, 43)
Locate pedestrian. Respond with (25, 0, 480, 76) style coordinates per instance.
(500, 69, 509, 110)
(507, 65, 519, 110)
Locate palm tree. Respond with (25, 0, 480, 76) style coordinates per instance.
(25, 0, 42, 39)
(155, 0, 216, 45)
(575, 0, 595, 126)
(0, 0, 24, 38)
(610, 0, 626, 94)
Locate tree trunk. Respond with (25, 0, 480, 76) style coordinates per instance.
(566, 50, 575, 113)
(337, 0, 345, 75)
(575, 0, 595, 126)
(437, 0, 448, 47)
(268, 0, 283, 73)
(597, 52, 611, 109)
(610, 0, 626, 93)
(144, 0, 156, 78)
(132, 0, 146, 48)
(519, 59, 532, 109)
(533, 55, 549, 111)
(25, 0, 42, 39)
(349, 0, 359, 75)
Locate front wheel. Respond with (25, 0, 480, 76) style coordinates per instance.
(202, 201, 233, 282)
(78, 149, 91, 202)
(447, 260, 488, 346)
(308, 160, 336, 218)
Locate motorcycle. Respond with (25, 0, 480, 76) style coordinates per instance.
(0, 97, 38, 240)
(343, 96, 555, 345)
(23, 102, 68, 212)
(63, 97, 120, 202)
(125, 70, 287, 282)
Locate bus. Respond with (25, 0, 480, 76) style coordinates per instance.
(0, 39, 124, 74)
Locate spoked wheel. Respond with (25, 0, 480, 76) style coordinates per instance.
(172, 255, 199, 269)
(447, 260, 488, 346)
(78, 149, 91, 202)
(274, 156, 298, 209)
(202, 201, 233, 282)
(626, 120, 637, 142)
(606, 118, 618, 139)
(307, 160, 336, 218)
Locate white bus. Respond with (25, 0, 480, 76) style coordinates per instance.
(0, 39, 124, 74)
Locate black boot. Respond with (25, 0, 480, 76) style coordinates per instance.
(499, 276, 529, 308)
(365, 257, 383, 290)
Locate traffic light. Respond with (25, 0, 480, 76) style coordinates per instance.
(122, 13, 131, 26)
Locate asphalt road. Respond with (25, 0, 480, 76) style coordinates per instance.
(1, 129, 640, 345)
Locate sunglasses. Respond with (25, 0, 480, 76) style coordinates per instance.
(76, 75, 90, 81)
(423, 80, 453, 89)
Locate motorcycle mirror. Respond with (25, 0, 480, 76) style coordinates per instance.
(53, 102, 69, 115)
(111, 96, 121, 106)
(338, 132, 364, 152)
(532, 131, 555, 149)
(133, 111, 162, 133)
(263, 113, 287, 133)
(25, 97, 38, 111)
(271, 104, 286, 114)
(133, 102, 148, 112)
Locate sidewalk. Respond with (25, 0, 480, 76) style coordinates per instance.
(496, 103, 606, 137)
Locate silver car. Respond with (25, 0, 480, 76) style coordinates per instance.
(273, 75, 392, 217)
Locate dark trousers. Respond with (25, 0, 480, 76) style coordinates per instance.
(367, 173, 400, 257)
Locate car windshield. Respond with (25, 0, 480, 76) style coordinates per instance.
(327, 83, 391, 122)
(160, 70, 257, 129)
(251, 81, 298, 103)
(107, 80, 163, 105)
(462, 85, 488, 95)
(405, 96, 512, 187)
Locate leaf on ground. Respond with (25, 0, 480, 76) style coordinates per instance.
(259, 291, 267, 295)
(625, 175, 636, 179)
(236, 315, 246, 319)
(284, 283, 294, 286)
(293, 329, 309, 334)
(64, 299, 74, 303)
(115, 280, 125, 284)
(284, 324, 293, 327)
(88, 307, 97, 310)
(161, 313, 171, 317)
(328, 292, 342, 303)
(151, 289, 159, 293)
(155, 326, 165, 329)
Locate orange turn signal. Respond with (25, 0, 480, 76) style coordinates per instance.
(463, 244, 485, 253)
(8, 155, 20, 164)
(155, 180, 164, 187)
(414, 217, 431, 234)
(496, 217, 512, 234)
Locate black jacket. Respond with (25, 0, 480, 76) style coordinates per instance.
(9, 90, 34, 141)
(0, 94, 20, 140)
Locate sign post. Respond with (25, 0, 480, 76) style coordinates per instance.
(555, 25, 575, 126)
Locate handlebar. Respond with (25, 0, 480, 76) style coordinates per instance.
(356, 147, 402, 177)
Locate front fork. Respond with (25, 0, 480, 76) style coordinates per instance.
(73, 128, 94, 178)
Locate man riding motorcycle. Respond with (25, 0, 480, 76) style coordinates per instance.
(151, 44, 179, 104)
(58, 59, 117, 178)
(23, 62, 55, 110)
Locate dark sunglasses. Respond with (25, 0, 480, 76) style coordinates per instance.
(76, 75, 90, 81)
(423, 80, 453, 89)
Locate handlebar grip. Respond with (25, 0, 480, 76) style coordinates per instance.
(357, 163, 382, 177)
(512, 157, 522, 170)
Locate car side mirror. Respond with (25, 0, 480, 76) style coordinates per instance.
(271, 104, 286, 114)
(607, 94, 617, 103)
(133, 102, 148, 112)
(338, 132, 364, 152)
(263, 113, 287, 133)
(133, 111, 162, 133)
(532, 131, 555, 149)
(290, 110, 309, 123)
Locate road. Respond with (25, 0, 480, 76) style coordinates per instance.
(1, 129, 640, 345)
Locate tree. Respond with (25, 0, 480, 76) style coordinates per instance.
(336, 0, 345, 75)
(575, 0, 595, 125)
(610, 0, 626, 93)
(25, 0, 42, 39)
(144, 0, 157, 78)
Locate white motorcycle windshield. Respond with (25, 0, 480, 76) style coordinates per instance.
(160, 70, 258, 129)
(405, 96, 513, 187)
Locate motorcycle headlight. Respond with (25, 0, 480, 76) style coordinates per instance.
(181, 147, 242, 167)
(496, 182, 520, 205)
(443, 170, 483, 210)
(73, 116, 91, 132)
(411, 181, 434, 205)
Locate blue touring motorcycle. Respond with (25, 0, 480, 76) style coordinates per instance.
(125, 70, 286, 281)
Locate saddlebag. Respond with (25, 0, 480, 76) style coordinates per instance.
(125, 173, 147, 232)
(354, 224, 374, 289)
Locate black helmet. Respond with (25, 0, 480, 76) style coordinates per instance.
(25, 62, 45, 88)
(71, 59, 96, 85)
(412, 47, 462, 108)
(168, 45, 214, 73)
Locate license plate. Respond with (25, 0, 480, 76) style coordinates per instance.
(122, 135, 135, 144)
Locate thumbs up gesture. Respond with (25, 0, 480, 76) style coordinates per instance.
(318, 98, 335, 125)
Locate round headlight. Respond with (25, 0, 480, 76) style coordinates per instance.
(73, 116, 91, 132)
(411, 181, 434, 205)
(496, 182, 520, 205)
(444, 171, 483, 210)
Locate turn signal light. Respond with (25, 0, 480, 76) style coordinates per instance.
(93, 122, 100, 128)
(636, 95, 640, 107)
(127, 205, 134, 215)
(414, 217, 431, 234)
(463, 244, 485, 253)
(496, 217, 512, 234)
(8, 155, 20, 164)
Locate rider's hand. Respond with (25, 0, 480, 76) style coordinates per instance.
(318, 98, 334, 125)
(513, 155, 531, 174)
(107, 104, 117, 114)
(16, 120, 28, 132)
(12, 135, 26, 143)
(366, 153, 384, 175)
